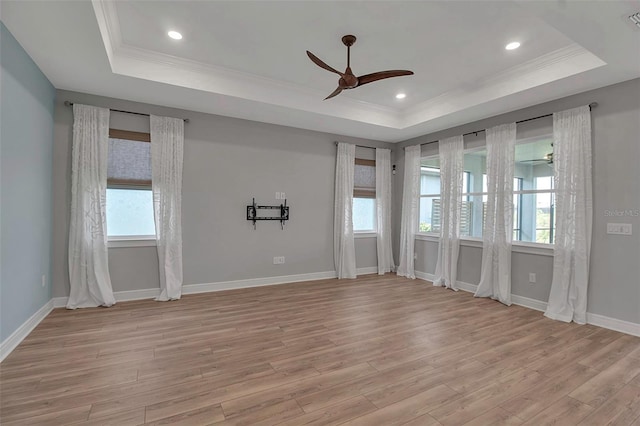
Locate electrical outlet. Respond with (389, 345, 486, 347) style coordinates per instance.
(41, 274, 46, 287)
(275, 192, 280, 200)
(607, 223, 632, 235)
(281, 192, 285, 200)
(529, 273, 536, 283)
(280, 256, 285, 264)
(273, 256, 285, 264)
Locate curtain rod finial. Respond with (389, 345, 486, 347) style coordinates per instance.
(589, 102, 598, 109)
(64, 101, 72, 107)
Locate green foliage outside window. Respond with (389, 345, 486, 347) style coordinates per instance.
(419, 222, 432, 233)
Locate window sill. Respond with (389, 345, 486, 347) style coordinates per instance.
(355, 232, 377, 239)
(415, 234, 484, 248)
(108, 237, 156, 248)
(414, 234, 553, 256)
(415, 233, 438, 242)
(512, 241, 553, 256)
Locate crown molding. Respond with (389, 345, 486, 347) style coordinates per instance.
(91, 0, 401, 128)
(91, 0, 120, 66)
(112, 43, 402, 128)
(91, 0, 607, 132)
(400, 43, 606, 128)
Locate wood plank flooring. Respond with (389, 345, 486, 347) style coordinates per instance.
(1, 274, 639, 425)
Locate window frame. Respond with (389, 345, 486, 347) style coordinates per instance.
(513, 177, 523, 241)
(106, 129, 156, 245)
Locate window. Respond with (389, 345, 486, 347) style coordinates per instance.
(419, 157, 473, 235)
(419, 157, 440, 233)
(462, 149, 487, 238)
(533, 176, 555, 244)
(514, 137, 555, 244)
(353, 158, 376, 232)
(106, 130, 155, 238)
(417, 136, 555, 245)
(479, 174, 524, 240)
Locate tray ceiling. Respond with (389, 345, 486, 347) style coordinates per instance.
(2, 1, 638, 142)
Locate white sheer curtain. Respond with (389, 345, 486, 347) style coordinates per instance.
(397, 145, 421, 279)
(334, 142, 357, 279)
(475, 123, 516, 305)
(434, 135, 464, 290)
(67, 104, 116, 309)
(150, 115, 184, 301)
(545, 106, 593, 324)
(376, 148, 395, 275)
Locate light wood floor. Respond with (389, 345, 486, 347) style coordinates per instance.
(2, 275, 639, 425)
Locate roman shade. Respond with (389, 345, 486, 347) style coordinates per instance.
(354, 158, 375, 198)
(107, 132, 152, 188)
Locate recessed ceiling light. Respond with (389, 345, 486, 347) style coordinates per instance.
(395, 93, 406, 99)
(505, 41, 520, 50)
(168, 31, 183, 40)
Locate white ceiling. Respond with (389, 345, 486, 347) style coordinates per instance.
(2, 1, 639, 142)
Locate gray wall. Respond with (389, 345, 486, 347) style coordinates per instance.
(52, 91, 392, 297)
(0, 23, 55, 341)
(393, 78, 640, 324)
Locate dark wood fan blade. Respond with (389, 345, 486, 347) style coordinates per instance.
(520, 159, 548, 163)
(307, 51, 343, 76)
(324, 87, 343, 100)
(357, 70, 414, 87)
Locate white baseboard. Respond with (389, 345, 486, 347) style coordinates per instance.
(52, 270, 344, 307)
(54, 268, 377, 307)
(511, 294, 548, 313)
(114, 288, 160, 301)
(356, 267, 379, 275)
(53, 287, 159, 308)
(181, 268, 375, 294)
(586, 313, 640, 338)
(0, 300, 54, 362)
(414, 270, 640, 337)
(52, 296, 67, 308)
(415, 271, 433, 281)
(182, 271, 338, 295)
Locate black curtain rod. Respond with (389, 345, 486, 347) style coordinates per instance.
(64, 101, 190, 123)
(334, 141, 377, 150)
(416, 102, 598, 147)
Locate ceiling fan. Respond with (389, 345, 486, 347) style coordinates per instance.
(521, 144, 553, 165)
(307, 35, 414, 100)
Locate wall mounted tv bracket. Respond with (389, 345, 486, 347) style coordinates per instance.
(247, 198, 289, 230)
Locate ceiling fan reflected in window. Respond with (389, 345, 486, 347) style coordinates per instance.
(306, 35, 414, 100)
(521, 143, 554, 166)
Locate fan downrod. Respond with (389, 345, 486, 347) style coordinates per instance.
(341, 35, 356, 47)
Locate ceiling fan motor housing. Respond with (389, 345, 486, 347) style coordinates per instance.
(341, 35, 357, 46)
